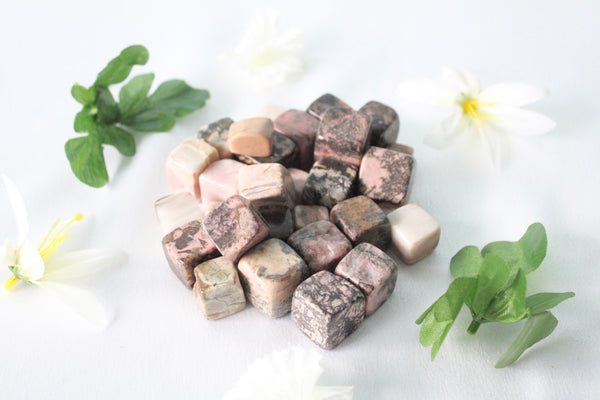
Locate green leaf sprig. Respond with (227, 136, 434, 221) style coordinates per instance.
(416, 223, 574, 368)
(66, 45, 210, 187)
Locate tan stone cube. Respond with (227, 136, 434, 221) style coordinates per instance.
(166, 138, 219, 200)
(388, 204, 440, 264)
(228, 117, 273, 157)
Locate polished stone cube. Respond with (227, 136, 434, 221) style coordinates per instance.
(166, 138, 219, 200)
(388, 203, 440, 264)
(288, 168, 309, 204)
(359, 101, 400, 147)
(334, 243, 398, 316)
(235, 132, 298, 168)
(154, 192, 204, 235)
(293, 205, 329, 230)
(291, 270, 365, 350)
(199, 159, 245, 204)
(238, 163, 295, 211)
(228, 117, 273, 157)
(274, 110, 319, 170)
(306, 93, 351, 120)
(196, 117, 234, 159)
(238, 239, 310, 318)
(302, 159, 358, 208)
(193, 256, 246, 320)
(330, 195, 391, 249)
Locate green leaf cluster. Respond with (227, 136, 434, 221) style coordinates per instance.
(416, 223, 574, 368)
(66, 45, 210, 187)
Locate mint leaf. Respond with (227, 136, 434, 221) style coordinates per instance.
(65, 134, 108, 188)
(121, 109, 175, 132)
(119, 73, 154, 119)
(95, 45, 149, 87)
(483, 269, 528, 323)
(495, 311, 558, 368)
(95, 86, 120, 124)
(470, 254, 510, 316)
(147, 80, 210, 117)
(97, 125, 135, 157)
(526, 292, 575, 315)
(71, 84, 95, 105)
(74, 107, 96, 133)
(450, 245, 483, 278)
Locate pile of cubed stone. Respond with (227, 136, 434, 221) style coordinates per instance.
(155, 93, 441, 350)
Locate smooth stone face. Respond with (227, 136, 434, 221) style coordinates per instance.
(288, 168, 309, 204)
(261, 205, 294, 240)
(238, 239, 310, 318)
(251, 104, 285, 120)
(302, 159, 358, 208)
(287, 220, 352, 273)
(291, 270, 365, 350)
(330, 195, 391, 249)
(359, 101, 400, 147)
(196, 118, 234, 159)
(306, 93, 351, 120)
(274, 110, 319, 170)
(228, 117, 273, 157)
(358, 146, 415, 205)
(155, 192, 204, 235)
(387, 143, 414, 156)
(162, 220, 219, 288)
(166, 138, 219, 200)
(193, 257, 246, 320)
(238, 163, 295, 211)
(313, 108, 371, 167)
(235, 132, 299, 168)
(388, 203, 441, 264)
(334, 243, 398, 316)
(293, 205, 329, 230)
(199, 159, 245, 204)
(202, 195, 270, 262)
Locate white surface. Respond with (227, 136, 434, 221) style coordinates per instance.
(1, 1, 599, 398)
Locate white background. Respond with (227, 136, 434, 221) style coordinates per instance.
(1, 0, 599, 398)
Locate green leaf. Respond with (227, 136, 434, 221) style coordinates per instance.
(71, 84, 95, 105)
(97, 125, 136, 157)
(470, 254, 510, 315)
(74, 107, 96, 133)
(483, 269, 528, 323)
(121, 109, 175, 132)
(495, 311, 558, 368)
(119, 73, 155, 119)
(450, 245, 483, 278)
(147, 80, 209, 117)
(95, 86, 120, 124)
(65, 134, 108, 188)
(94, 45, 149, 87)
(526, 292, 575, 315)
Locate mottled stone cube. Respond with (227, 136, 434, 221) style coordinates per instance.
(307, 93, 351, 120)
(293, 205, 329, 230)
(238, 163, 295, 211)
(302, 159, 358, 208)
(358, 146, 415, 205)
(203, 195, 270, 262)
(154, 192, 203, 236)
(238, 239, 310, 318)
(287, 220, 351, 273)
(359, 101, 400, 147)
(291, 271, 365, 350)
(334, 243, 398, 316)
(235, 132, 298, 168)
(161, 220, 219, 288)
(228, 117, 273, 157)
(166, 138, 219, 200)
(387, 143, 414, 156)
(288, 168, 308, 204)
(199, 159, 245, 204)
(314, 108, 371, 167)
(193, 257, 246, 320)
(274, 110, 319, 170)
(388, 203, 440, 264)
(196, 117, 234, 159)
(261, 205, 294, 240)
(330, 195, 391, 249)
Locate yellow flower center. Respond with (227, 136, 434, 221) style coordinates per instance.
(462, 98, 498, 131)
(250, 48, 281, 67)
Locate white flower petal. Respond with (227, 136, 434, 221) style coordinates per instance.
(397, 79, 458, 107)
(33, 280, 109, 328)
(442, 67, 481, 96)
(42, 248, 127, 282)
(311, 386, 354, 400)
(0, 240, 17, 266)
(2, 175, 29, 246)
(486, 105, 556, 136)
(424, 107, 468, 148)
(479, 82, 548, 107)
(14, 241, 45, 281)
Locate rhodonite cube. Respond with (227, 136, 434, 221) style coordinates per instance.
(359, 101, 400, 147)
(199, 159, 245, 204)
(288, 168, 309, 203)
(193, 257, 246, 320)
(235, 132, 298, 168)
(287, 220, 351, 273)
(313, 108, 371, 167)
(293, 205, 329, 230)
(334, 243, 398, 316)
(330, 195, 391, 249)
(388, 203, 440, 264)
(196, 117, 234, 159)
(261, 205, 294, 240)
(307, 93, 351, 120)
(358, 146, 415, 205)
(203, 195, 270, 262)
(155, 192, 204, 235)
(228, 117, 273, 157)
(274, 110, 319, 170)
(302, 159, 357, 208)
(291, 271, 365, 350)
(238, 239, 310, 318)
(162, 220, 219, 288)
(238, 163, 295, 211)
(166, 138, 219, 200)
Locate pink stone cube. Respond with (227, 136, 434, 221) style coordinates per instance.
(306, 93, 352, 120)
(330, 195, 391, 249)
(238, 163, 295, 211)
(154, 192, 203, 235)
(228, 117, 273, 157)
(302, 159, 358, 208)
(359, 101, 400, 147)
(274, 110, 319, 170)
(288, 168, 309, 204)
(293, 205, 329, 230)
(166, 138, 219, 200)
(199, 159, 245, 204)
(196, 117, 234, 159)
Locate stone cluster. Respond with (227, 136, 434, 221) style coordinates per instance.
(155, 93, 441, 349)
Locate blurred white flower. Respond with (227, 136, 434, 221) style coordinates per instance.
(221, 9, 305, 91)
(1, 174, 125, 328)
(397, 67, 556, 167)
(223, 347, 353, 400)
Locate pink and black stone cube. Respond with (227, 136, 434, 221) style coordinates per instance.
(293, 205, 330, 230)
(306, 93, 351, 120)
(274, 110, 319, 170)
(235, 131, 299, 168)
(330, 195, 391, 249)
(359, 101, 400, 147)
(196, 117, 234, 159)
(302, 159, 358, 209)
(291, 270, 366, 350)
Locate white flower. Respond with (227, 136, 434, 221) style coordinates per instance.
(223, 347, 353, 400)
(397, 67, 556, 166)
(221, 9, 305, 91)
(1, 174, 125, 328)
